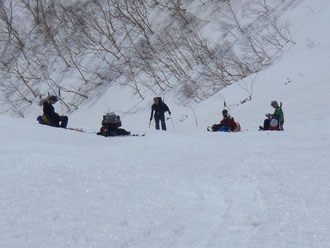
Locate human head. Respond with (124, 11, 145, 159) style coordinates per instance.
(49, 95, 58, 104)
(222, 109, 229, 118)
(270, 100, 278, 108)
(153, 97, 159, 104)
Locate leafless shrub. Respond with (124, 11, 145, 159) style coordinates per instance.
(0, 0, 295, 115)
(238, 72, 258, 103)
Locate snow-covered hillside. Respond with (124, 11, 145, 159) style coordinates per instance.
(0, 0, 296, 117)
(1, 0, 330, 247)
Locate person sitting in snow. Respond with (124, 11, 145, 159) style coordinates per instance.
(212, 109, 241, 132)
(259, 100, 284, 131)
(38, 95, 68, 128)
(150, 97, 171, 131)
(97, 112, 131, 137)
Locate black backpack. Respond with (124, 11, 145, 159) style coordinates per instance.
(102, 112, 122, 129)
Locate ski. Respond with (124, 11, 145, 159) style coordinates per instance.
(66, 127, 96, 134)
(131, 133, 145, 137)
(67, 127, 84, 132)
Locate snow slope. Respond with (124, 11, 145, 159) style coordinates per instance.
(63, 0, 330, 135)
(1, 115, 330, 248)
(1, 0, 330, 247)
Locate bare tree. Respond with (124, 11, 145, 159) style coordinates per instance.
(0, 0, 295, 115)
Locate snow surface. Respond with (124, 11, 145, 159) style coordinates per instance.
(1, 115, 330, 248)
(1, 0, 330, 247)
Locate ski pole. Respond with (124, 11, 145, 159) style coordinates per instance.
(149, 119, 151, 129)
(59, 88, 64, 115)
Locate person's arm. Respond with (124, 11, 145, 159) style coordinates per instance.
(166, 104, 171, 115)
(163, 103, 170, 115)
(229, 118, 238, 131)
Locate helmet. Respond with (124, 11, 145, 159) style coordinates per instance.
(270, 100, 278, 107)
(222, 109, 228, 118)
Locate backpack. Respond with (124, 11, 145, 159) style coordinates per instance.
(101, 112, 122, 128)
(37, 115, 51, 125)
(211, 124, 222, 132)
(269, 117, 279, 129)
(269, 115, 283, 131)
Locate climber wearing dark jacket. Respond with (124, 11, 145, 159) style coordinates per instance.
(43, 95, 68, 128)
(150, 97, 171, 131)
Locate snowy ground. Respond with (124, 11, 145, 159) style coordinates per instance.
(1, 115, 330, 248)
(1, 0, 330, 247)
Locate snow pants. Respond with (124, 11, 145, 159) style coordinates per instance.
(216, 125, 229, 132)
(263, 119, 271, 130)
(54, 114, 68, 128)
(155, 115, 166, 131)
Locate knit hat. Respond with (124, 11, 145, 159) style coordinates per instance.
(270, 100, 278, 107)
(49, 95, 58, 102)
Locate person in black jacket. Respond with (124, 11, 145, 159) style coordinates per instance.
(43, 95, 68, 128)
(150, 97, 171, 131)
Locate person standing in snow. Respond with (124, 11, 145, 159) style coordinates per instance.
(215, 109, 241, 132)
(150, 97, 171, 131)
(259, 100, 284, 131)
(43, 95, 68, 128)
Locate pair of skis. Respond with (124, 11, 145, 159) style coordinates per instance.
(67, 127, 145, 136)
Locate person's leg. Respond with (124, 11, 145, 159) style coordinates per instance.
(53, 114, 60, 127)
(263, 119, 270, 130)
(154, 116, 160, 130)
(117, 128, 130, 136)
(212, 124, 221, 132)
(160, 115, 166, 131)
(217, 125, 229, 132)
(58, 116, 68, 128)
